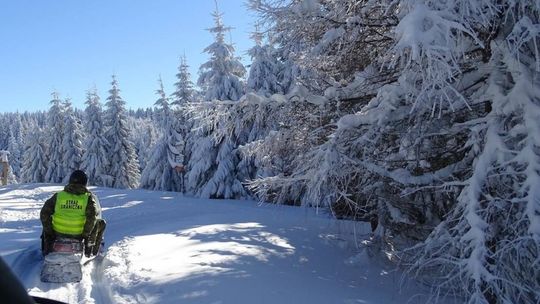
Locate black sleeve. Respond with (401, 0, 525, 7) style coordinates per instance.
(40, 194, 57, 235)
(82, 194, 98, 238)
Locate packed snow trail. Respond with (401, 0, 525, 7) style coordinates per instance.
(1, 184, 437, 303)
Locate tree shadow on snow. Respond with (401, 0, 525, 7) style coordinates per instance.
(103, 218, 369, 304)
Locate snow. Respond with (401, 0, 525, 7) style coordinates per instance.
(293, 0, 320, 16)
(0, 183, 436, 304)
(0, 150, 9, 162)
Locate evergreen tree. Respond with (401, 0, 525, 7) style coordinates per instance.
(7, 128, 21, 179)
(131, 117, 160, 172)
(197, 4, 246, 101)
(277, 58, 300, 95)
(154, 76, 172, 129)
(61, 98, 85, 182)
(45, 92, 65, 183)
(246, 25, 281, 96)
(171, 56, 194, 191)
(172, 56, 196, 105)
(184, 102, 248, 199)
(104, 75, 141, 189)
(81, 89, 111, 186)
(21, 128, 48, 183)
(166, 124, 185, 192)
(141, 77, 184, 191)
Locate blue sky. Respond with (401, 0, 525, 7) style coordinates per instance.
(0, 0, 256, 112)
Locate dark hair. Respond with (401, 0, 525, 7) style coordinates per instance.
(68, 170, 88, 186)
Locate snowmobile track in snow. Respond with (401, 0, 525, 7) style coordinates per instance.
(8, 245, 116, 304)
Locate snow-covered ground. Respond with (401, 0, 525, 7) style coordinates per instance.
(1, 184, 436, 304)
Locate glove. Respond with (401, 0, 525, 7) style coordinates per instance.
(83, 238, 93, 257)
(43, 227, 55, 238)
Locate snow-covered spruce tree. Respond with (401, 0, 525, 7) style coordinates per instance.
(185, 89, 326, 200)
(154, 76, 171, 130)
(104, 75, 141, 189)
(246, 25, 282, 96)
(81, 89, 111, 186)
(124, 90, 161, 172)
(21, 128, 48, 183)
(5, 115, 25, 180)
(45, 92, 65, 183)
(61, 98, 85, 182)
(2, 112, 48, 183)
(197, 4, 246, 101)
(183, 102, 221, 196)
(7, 128, 22, 180)
(128, 115, 160, 173)
(172, 56, 196, 105)
(170, 55, 196, 192)
(245, 88, 340, 205)
(140, 77, 183, 191)
(183, 93, 289, 199)
(0, 118, 7, 148)
(184, 98, 250, 199)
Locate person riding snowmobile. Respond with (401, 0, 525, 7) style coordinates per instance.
(40, 170, 106, 257)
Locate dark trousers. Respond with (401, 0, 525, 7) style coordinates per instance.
(40, 233, 54, 256)
(86, 219, 107, 256)
(89, 219, 106, 243)
(41, 219, 107, 256)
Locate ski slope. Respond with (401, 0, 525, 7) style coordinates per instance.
(1, 184, 436, 304)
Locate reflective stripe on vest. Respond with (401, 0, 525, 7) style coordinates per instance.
(52, 191, 90, 235)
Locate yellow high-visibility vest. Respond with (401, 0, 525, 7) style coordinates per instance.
(52, 191, 90, 235)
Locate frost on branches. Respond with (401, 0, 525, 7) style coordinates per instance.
(382, 1, 540, 303)
(248, 0, 396, 91)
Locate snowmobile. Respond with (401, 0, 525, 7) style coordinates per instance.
(40, 237, 104, 283)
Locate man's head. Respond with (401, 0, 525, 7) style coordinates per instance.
(68, 170, 88, 186)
